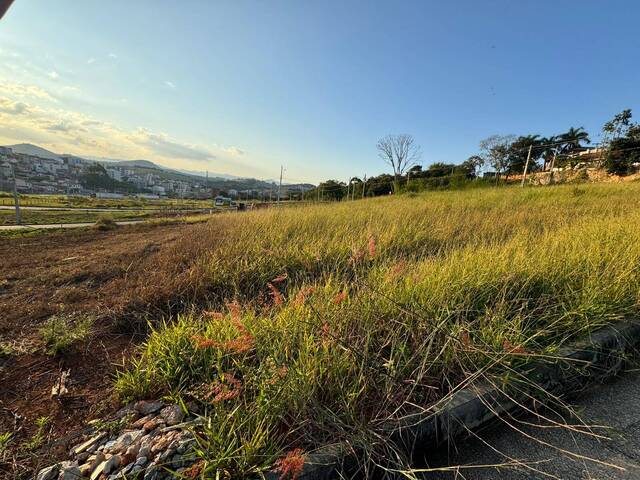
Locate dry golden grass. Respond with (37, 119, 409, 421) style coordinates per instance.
(114, 183, 640, 477)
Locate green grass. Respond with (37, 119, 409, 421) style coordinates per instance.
(0, 191, 215, 210)
(115, 183, 640, 477)
(0, 208, 154, 226)
(40, 314, 93, 356)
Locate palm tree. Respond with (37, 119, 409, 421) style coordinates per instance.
(538, 136, 558, 171)
(558, 127, 590, 154)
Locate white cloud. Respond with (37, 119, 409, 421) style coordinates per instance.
(0, 94, 250, 171)
(0, 98, 29, 115)
(47, 71, 59, 79)
(223, 146, 245, 156)
(87, 58, 96, 64)
(108, 53, 117, 59)
(164, 80, 176, 89)
(0, 81, 56, 102)
(128, 128, 214, 162)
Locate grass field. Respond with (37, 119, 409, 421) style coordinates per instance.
(108, 182, 640, 477)
(0, 191, 214, 210)
(0, 208, 155, 226)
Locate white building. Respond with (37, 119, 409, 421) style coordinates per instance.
(106, 168, 122, 181)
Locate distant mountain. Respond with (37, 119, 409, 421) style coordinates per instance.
(3, 143, 314, 188)
(83, 155, 238, 180)
(100, 159, 162, 170)
(6, 143, 61, 160)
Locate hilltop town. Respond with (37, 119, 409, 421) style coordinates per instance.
(0, 144, 314, 201)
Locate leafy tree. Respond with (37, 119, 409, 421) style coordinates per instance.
(317, 180, 347, 201)
(365, 173, 395, 196)
(479, 134, 516, 183)
(425, 162, 456, 178)
(461, 155, 485, 178)
(606, 124, 640, 175)
(603, 109, 633, 144)
(506, 135, 542, 176)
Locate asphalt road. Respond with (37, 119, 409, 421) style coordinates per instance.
(422, 369, 640, 479)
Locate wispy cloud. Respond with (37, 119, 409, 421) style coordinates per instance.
(87, 57, 96, 64)
(223, 146, 245, 156)
(0, 81, 56, 102)
(128, 128, 214, 161)
(0, 98, 29, 115)
(0, 84, 253, 172)
(164, 80, 176, 89)
(108, 53, 117, 59)
(47, 71, 59, 79)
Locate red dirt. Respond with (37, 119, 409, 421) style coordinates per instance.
(0, 222, 213, 477)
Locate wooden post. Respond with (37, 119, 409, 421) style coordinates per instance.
(549, 150, 557, 184)
(520, 144, 533, 187)
(12, 163, 21, 225)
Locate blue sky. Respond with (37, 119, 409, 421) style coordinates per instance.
(0, 1, 638, 183)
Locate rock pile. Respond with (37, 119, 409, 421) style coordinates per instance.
(36, 400, 202, 480)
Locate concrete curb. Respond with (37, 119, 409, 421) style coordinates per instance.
(265, 319, 640, 479)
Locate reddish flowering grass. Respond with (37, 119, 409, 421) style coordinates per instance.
(192, 311, 255, 354)
(333, 291, 348, 304)
(183, 460, 205, 479)
(226, 300, 242, 320)
(368, 235, 376, 258)
(293, 286, 315, 307)
(273, 448, 305, 480)
(459, 331, 471, 348)
(206, 373, 243, 403)
(267, 282, 284, 305)
(503, 339, 528, 355)
(271, 273, 288, 283)
(268, 365, 289, 385)
(203, 310, 225, 319)
(387, 260, 407, 280)
(191, 335, 217, 349)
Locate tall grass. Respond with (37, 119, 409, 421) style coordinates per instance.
(116, 183, 640, 477)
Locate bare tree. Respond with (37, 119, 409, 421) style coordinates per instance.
(376, 134, 421, 191)
(479, 134, 516, 184)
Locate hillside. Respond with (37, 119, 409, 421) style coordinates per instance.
(6, 143, 61, 160)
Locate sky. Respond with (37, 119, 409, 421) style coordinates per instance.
(0, 1, 639, 183)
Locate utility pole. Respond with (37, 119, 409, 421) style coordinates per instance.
(277, 165, 283, 204)
(520, 144, 533, 187)
(362, 174, 367, 199)
(549, 150, 558, 184)
(11, 161, 21, 225)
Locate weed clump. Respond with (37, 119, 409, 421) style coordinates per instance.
(40, 314, 93, 355)
(92, 217, 118, 231)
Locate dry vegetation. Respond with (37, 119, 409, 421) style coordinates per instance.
(3, 183, 640, 477)
(109, 183, 640, 477)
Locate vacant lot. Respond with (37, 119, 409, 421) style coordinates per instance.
(3, 183, 640, 477)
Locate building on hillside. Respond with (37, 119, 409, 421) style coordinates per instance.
(106, 168, 122, 181)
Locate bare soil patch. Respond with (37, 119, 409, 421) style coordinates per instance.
(0, 222, 215, 477)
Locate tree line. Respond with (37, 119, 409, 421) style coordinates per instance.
(306, 109, 640, 201)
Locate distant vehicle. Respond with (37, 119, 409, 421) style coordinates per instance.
(214, 195, 231, 207)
